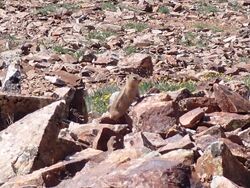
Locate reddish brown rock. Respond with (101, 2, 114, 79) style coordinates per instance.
(130, 97, 180, 134)
(54, 70, 83, 87)
(225, 80, 250, 100)
(219, 138, 248, 161)
(167, 88, 192, 102)
(93, 52, 119, 65)
(92, 127, 124, 151)
(60, 122, 130, 151)
(213, 84, 250, 113)
(118, 53, 153, 77)
(158, 135, 194, 154)
(238, 128, 250, 147)
(124, 132, 166, 150)
(179, 97, 220, 113)
(161, 149, 194, 165)
(196, 141, 250, 187)
(2, 149, 102, 188)
(179, 107, 205, 129)
(195, 125, 226, 139)
(141, 132, 167, 149)
(196, 134, 220, 151)
(56, 148, 191, 188)
(204, 112, 250, 131)
(0, 101, 81, 183)
(60, 54, 78, 64)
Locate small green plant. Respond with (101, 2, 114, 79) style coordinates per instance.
(158, 6, 170, 14)
(36, 4, 57, 15)
(197, 1, 218, 14)
(193, 23, 223, 33)
(244, 76, 250, 88)
(86, 85, 119, 115)
(36, 3, 79, 16)
(229, 1, 241, 11)
(60, 3, 80, 10)
(240, 57, 250, 63)
(88, 30, 115, 42)
(125, 22, 148, 32)
(101, 1, 117, 11)
(52, 45, 84, 60)
(53, 45, 72, 54)
(183, 32, 196, 45)
(200, 71, 222, 80)
(124, 46, 137, 55)
(74, 50, 84, 60)
(216, 0, 227, 2)
(139, 81, 196, 94)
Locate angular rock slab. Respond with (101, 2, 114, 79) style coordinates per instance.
(158, 135, 194, 154)
(130, 97, 180, 134)
(124, 132, 166, 150)
(196, 141, 250, 187)
(179, 97, 220, 113)
(57, 149, 191, 188)
(0, 92, 54, 130)
(60, 122, 130, 151)
(238, 128, 250, 147)
(2, 149, 103, 188)
(179, 107, 205, 129)
(213, 84, 250, 113)
(118, 53, 153, 77)
(0, 100, 79, 184)
(205, 112, 250, 131)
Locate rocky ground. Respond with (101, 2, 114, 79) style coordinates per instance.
(0, 0, 250, 187)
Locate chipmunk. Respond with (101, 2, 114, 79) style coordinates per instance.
(107, 74, 141, 122)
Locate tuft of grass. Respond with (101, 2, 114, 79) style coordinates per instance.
(101, 1, 117, 11)
(36, 3, 80, 16)
(36, 4, 58, 16)
(229, 1, 242, 11)
(53, 45, 72, 54)
(216, 0, 228, 3)
(88, 30, 115, 42)
(139, 81, 197, 94)
(124, 46, 137, 55)
(197, 1, 218, 14)
(52, 45, 85, 60)
(124, 22, 148, 32)
(199, 71, 222, 81)
(244, 76, 250, 89)
(240, 57, 250, 63)
(158, 6, 170, 14)
(193, 22, 223, 33)
(86, 85, 119, 115)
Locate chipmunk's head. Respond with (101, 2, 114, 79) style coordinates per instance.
(126, 74, 141, 88)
